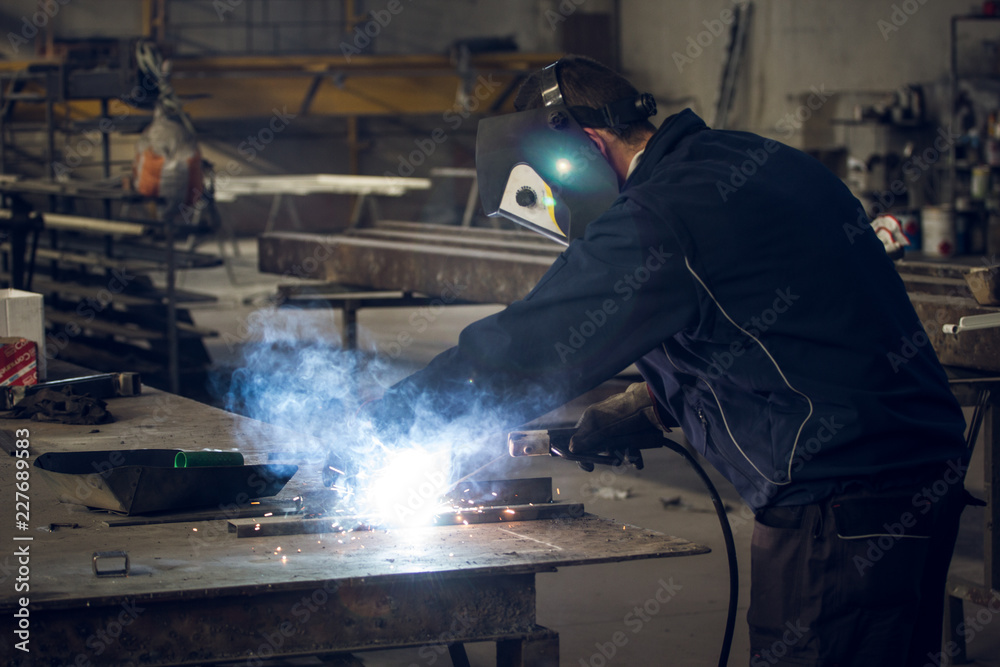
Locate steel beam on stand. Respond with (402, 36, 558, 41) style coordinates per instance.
(259, 228, 560, 305)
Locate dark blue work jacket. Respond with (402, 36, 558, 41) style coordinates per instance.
(379, 109, 967, 511)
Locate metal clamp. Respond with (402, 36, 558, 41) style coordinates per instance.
(92, 551, 130, 577)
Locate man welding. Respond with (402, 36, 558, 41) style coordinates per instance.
(367, 56, 971, 666)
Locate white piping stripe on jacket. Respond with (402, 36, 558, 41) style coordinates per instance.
(681, 256, 815, 485)
(836, 533, 930, 540)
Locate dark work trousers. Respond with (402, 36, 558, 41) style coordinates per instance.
(747, 475, 969, 667)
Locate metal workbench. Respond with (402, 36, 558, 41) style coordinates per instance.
(0, 370, 708, 666)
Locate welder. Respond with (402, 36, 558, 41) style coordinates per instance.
(366, 56, 971, 666)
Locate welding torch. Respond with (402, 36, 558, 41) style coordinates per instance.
(507, 426, 663, 471)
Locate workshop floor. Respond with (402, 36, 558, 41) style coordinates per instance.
(164, 241, 1000, 667)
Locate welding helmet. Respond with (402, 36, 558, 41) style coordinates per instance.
(476, 61, 657, 244)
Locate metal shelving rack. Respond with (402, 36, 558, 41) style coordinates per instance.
(948, 14, 1000, 255)
(0, 55, 219, 395)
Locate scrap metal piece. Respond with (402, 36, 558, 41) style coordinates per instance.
(227, 502, 585, 537)
(33, 449, 297, 515)
(92, 551, 129, 577)
(444, 477, 553, 506)
(2, 372, 141, 410)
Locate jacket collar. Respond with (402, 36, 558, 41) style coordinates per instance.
(624, 108, 707, 188)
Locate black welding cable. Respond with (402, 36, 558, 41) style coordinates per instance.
(541, 426, 739, 666)
(655, 438, 738, 667)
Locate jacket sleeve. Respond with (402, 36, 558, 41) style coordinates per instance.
(372, 198, 700, 438)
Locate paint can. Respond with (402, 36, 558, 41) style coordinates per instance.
(921, 205, 956, 257)
(972, 165, 991, 199)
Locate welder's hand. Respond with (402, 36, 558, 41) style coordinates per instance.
(569, 383, 670, 469)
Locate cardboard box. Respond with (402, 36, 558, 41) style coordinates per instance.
(0, 289, 45, 379)
(0, 338, 37, 387)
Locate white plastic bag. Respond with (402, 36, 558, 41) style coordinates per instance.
(132, 104, 202, 209)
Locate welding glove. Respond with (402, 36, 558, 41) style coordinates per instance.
(871, 214, 911, 260)
(569, 382, 671, 470)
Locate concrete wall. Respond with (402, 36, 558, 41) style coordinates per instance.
(621, 0, 976, 142)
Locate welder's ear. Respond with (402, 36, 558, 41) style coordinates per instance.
(582, 127, 610, 160)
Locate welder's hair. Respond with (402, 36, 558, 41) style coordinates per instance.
(514, 55, 656, 146)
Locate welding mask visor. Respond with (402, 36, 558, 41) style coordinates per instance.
(476, 106, 620, 244)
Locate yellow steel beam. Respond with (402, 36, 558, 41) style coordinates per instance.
(168, 52, 558, 74)
(1, 53, 555, 121)
(173, 73, 517, 117)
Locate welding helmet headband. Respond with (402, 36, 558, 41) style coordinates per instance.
(476, 61, 656, 244)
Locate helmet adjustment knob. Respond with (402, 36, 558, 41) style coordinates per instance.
(515, 187, 538, 207)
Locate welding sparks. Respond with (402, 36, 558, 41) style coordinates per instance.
(359, 448, 453, 527)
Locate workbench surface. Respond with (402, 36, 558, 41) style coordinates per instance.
(1, 373, 708, 665)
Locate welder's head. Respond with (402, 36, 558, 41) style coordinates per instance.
(476, 56, 657, 244)
(513, 56, 657, 148)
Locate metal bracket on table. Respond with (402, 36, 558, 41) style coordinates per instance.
(2, 372, 141, 410)
(92, 551, 130, 577)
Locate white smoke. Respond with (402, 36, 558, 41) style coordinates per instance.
(219, 305, 513, 527)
